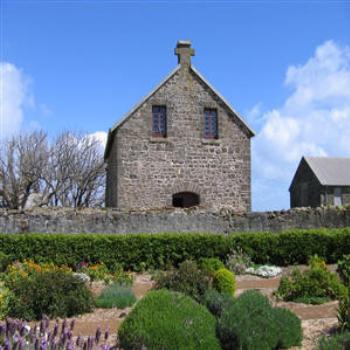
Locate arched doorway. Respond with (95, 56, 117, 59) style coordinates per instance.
(172, 192, 200, 208)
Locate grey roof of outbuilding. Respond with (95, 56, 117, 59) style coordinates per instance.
(304, 156, 350, 186)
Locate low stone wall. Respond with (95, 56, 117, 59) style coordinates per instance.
(0, 206, 349, 234)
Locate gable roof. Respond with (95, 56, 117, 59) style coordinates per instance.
(304, 156, 350, 186)
(104, 65, 255, 159)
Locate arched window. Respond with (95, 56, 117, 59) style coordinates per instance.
(172, 192, 200, 208)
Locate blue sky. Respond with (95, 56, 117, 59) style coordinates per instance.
(1, 0, 350, 211)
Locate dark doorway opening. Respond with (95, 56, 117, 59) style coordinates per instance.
(172, 192, 200, 208)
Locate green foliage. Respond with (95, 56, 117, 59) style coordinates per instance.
(318, 332, 350, 350)
(337, 289, 350, 332)
(213, 268, 236, 295)
(200, 257, 224, 274)
(5, 270, 94, 320)
(273, 307, 303, 348)
(0, 252, 13, 272)
(276, 256, 347, 303)
(226, 247, 252, 274)
(0, 228, 350, 270)
(218, 290, 302, 350)
(79, 262, 111, 282)
(338, 255, 350, 286)
(201, 289, 235, 317)
(95, 283, 136, 309)
(118, 289, 221, 350)
(293, 296, 331, 304)
(155, 260, 211, 301)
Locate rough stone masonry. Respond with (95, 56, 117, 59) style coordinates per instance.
(104, 41, 254, 211)
(1, 207, 349, 234)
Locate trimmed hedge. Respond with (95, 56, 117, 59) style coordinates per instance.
(0, 228, 350, 270)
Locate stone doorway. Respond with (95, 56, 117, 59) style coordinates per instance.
(172, 192, 200, 208)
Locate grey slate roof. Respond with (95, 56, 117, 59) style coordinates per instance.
(304, 156, 350, 186)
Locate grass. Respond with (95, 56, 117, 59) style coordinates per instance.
(95, 283, 136, 309)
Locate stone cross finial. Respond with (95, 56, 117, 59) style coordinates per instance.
(175, 40, 195, 66)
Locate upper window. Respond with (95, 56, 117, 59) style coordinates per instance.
(152, 105, 167, 137)
(204, 108, 218, 139)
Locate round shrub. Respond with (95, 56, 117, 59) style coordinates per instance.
(201, 289, 235, 317)
(213, 268, 236, 295)
(218, 290, 302, 350)
(273, 307, 302, 348)
(118, 289, 221, 350)
(200, 258, 225, 274)
(218, 290, 277, 350)
(155, 260, 211, 301)
(276, 256, 347, 303)
(6, 270, 94, 320)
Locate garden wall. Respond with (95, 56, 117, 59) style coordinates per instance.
(0, 206, 349, 234)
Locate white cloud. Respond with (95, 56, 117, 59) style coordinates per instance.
(253, 40, 350, 211)
(87, 131, 107, 149)
(0, 62, 33, 138)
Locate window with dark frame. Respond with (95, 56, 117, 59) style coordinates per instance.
(204, 108, 218, 139)
(152, 105, 167, 137)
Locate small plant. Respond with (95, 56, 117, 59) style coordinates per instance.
(0, 317, 112, 350)
(318, 332, 350, 350)
(200, 258, 224, 275)
(213, 268, 236, 295)
(5, 270, 94, 320)
(218, 290, 302, 350)
(113, 263, 134, 286)
(155, 260, 211, 301)
(118, 289, 221, 350)
(337, 290, 350, 332)
(79, 262, 111, 283)
(276, 255, 347, 304)
(201, 289, 235, 317)
(95, 283, 136, 309)
(226, 248, 252, 274)
(337, 255, 350, 286)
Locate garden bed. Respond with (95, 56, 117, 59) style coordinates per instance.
(50, 268, 338, 349)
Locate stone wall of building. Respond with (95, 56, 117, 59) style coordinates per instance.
(290, 158, 323, 208)
(106, 65, 252, 211)
(0, 207, 349, 235)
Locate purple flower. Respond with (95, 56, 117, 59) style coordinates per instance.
(104, 328, 109, 341)
(53, 323, 59, 338)
(95, 327, 101, 344)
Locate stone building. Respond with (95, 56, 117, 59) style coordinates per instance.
(104, 41, 254, 211)
(289, 156, 350, 208)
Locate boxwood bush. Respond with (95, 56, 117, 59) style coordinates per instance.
(218, 290, 302, 350)
(213, 268, 236, 295)
(0, 228, 349, 270)
(118, 289, 221, 350)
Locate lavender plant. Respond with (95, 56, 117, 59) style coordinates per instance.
(0, 317, 116, 350)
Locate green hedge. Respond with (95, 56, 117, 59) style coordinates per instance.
(0, 228, 349, 270)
